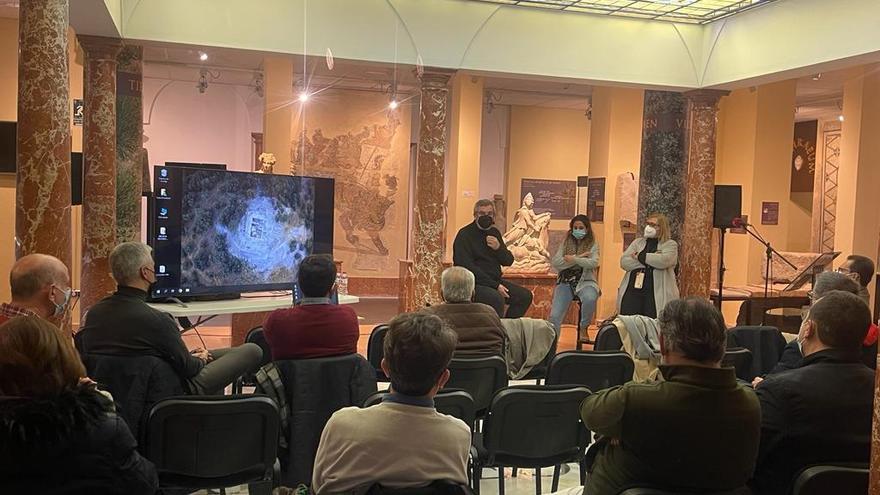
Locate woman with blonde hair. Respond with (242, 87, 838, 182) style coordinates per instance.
(0, 316, 157, 494)
(618, 213, 679, 317)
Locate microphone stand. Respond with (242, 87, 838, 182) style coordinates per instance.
(716, 226, 727, 310)
(743, 223, 796, 325)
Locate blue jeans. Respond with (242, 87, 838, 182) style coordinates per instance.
(549, 283, 599, 332)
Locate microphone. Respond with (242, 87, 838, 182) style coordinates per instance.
(731, 217, 749, 228)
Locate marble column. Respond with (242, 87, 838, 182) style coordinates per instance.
(79, 35, 122, 311)
(679, 90, 728, 299)
(15, 0, 72, 267)
(637, 90, 687, 244)
(116, 45, 144, 243)
(412, 71, 452, 309)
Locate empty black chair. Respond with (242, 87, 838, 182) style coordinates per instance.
(367, 324, 390, 381)
(521, 324, 559, 383)
(363, 389, 476, 432)
(792, 464, 869, 495)
(728, 325, 786, 377)
(546, 351, 634, 391)
(473, 385, 591, 495)
(81, 353, 185, 441)
(618, 488, 751, 495)
(722, 347, 754, 382)
(593, 321, 623, 351)
(142, 395, 280, 495)
(365, 480, 474, 495)
(233, 326, 272, 393)
(447, 356, 509, 416)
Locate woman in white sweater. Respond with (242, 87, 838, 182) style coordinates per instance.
(617, 213, 679, 317)
(550, 214, 600, 339)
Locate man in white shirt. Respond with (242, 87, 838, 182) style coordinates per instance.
(311, 312, 471, 494)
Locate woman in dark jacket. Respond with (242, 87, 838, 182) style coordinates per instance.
(0, 316, 158, 494)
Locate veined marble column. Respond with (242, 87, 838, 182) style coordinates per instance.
(679, 90, 728, 299)
(116, 45, 144, 243)
(15, 0, 72, 267)
(637, 91, 686, 243)
(412, 71, 452, 309)
(79, 35, 122, 311)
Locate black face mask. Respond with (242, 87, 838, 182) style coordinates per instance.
(477, 215, 494, 230)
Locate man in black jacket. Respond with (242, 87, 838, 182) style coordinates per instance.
(751, 290, 874, 494)
(77, 242, 262, 394)
(452, 199, 532, 318)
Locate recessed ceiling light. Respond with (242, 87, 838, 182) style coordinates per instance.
(388, 99, 399, 110)
(298, 92, 310, 103)
(838, 115, 844, 122)
(199, 52, 208, 62)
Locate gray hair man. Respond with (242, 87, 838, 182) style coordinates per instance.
(77, 242, 262, 395)
(422, 266, 506, 358)
(578, 298, 760, 495)
(1, 254, 73, 322)
(451, 199, 532, 318)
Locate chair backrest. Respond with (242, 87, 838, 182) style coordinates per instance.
(81, 353, 185, 441)
(447, 356, 509, 414)
(594, 322, 623, 351)
(362, 389, 477, 431)
(483, 385, 591, 465)
(792, 465, 869, 495)
(722, 347, 754, 381)
(367, 324, 390, 381)
(143, 395, 279, 489)
(365, 480, 474, 495)
(619, 488, 751, 495)
(546, 351, 634, 391)
(728, 325, 786, 377)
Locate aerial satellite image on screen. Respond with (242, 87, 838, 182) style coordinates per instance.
(180, 171, 314, 287)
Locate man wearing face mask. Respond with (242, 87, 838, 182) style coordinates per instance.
(77, 242, 262, 395)
(452, 199, 532, 318)
(0, 254, 73, 325)
(750, 291, 874, 495)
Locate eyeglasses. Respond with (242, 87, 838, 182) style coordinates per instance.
(836, 267, 852, 274)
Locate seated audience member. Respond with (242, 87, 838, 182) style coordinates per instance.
(0, 254, 73, 324)
(751, 291, 874, 495)
(311, 312, 470, 494)
(579, 298, 760, 495)
(264, 254, 359, 360)
(423, 266, 506, 357)
(837, 254, 875, 302)
(761, 271, 877, 378)
(77, 242, 262, 394)
(0, 316, 157, 494)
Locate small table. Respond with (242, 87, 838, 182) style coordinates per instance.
(149, 293, 360, 346)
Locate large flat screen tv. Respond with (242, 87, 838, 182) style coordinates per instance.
(150, 166, 334, 300)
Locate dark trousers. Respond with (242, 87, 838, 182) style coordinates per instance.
(474, 280, 533, 319)
(187, 343, 263, 395)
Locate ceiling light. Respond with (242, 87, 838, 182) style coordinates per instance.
(812, 73, 822, 81)
(838, 115, 844, 122)
(389, 99, 399, 110)
(199, 51, 208, 62)
(298, 92, 310, 103)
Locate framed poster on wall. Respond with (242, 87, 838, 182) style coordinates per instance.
(587, 177, 606, 222)
(762, 202, 779, 225)
(520, 178, 576, 220)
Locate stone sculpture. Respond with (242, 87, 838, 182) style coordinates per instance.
(502, 192, 552, 273)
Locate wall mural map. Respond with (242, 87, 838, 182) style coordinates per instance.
(292, 92, 410, 277)
(180, 171, 314, 287)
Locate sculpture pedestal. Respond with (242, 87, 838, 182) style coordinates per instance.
(502, 272, 580, 324)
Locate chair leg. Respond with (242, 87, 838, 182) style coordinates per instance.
(580, 456, 587, 485)
(575, 300, 584, 351)
(535, 467, 542, 495)
(552, 465, 561, 492)
(472, 460, 482, 495)
(498, 466, 505, 495)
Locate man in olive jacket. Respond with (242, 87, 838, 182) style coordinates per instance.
(580, 298, 760, 495)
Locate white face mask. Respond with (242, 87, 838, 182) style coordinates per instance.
(52, 286, 72, 318)
(644, 225, 658, 239)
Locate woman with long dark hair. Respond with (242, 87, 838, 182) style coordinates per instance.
(550, 214, 600, 339)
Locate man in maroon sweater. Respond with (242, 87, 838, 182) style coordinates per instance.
(264, 254, 359, 360)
